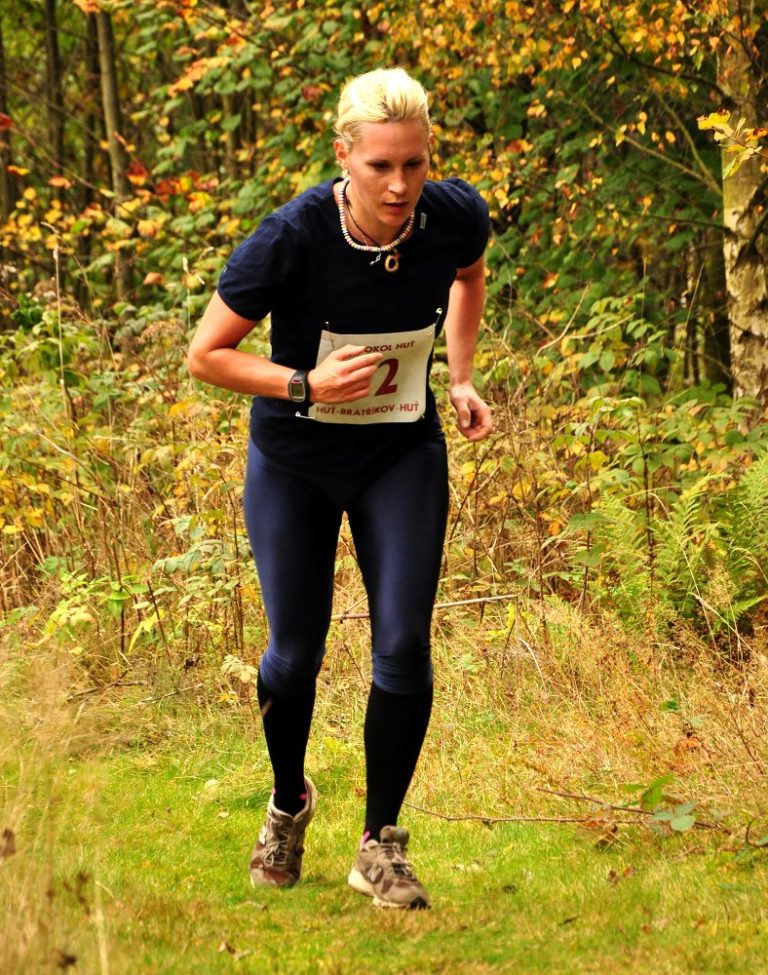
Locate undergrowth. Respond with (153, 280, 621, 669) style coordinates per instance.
(2, 293, 768, 971)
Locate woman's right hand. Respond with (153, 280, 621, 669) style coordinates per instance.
(308, 345, 383, 404)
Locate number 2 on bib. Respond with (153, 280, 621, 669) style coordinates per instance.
(375, 358, 399, 396)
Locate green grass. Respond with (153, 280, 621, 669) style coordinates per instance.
(3, 691, 768, 975)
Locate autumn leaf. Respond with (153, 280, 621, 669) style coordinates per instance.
(0, 113, 12, 131)
(49, 176, 73, 189)
(126, 161, 150, 186)
(154, 177, 181, 198)
(697, 110, 731, 131)
(7, 165, 29, 176)
(143, 271, 165, 285)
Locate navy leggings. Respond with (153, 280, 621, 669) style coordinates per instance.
(242, 437, 449, 697)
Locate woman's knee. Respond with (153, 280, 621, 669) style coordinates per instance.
(372, 642, 433, 695)
(259, 643, 325, 698)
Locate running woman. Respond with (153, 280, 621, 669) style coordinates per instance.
(188, 67, 492, 909)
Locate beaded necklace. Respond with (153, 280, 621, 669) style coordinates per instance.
(336, 177, 414, 273)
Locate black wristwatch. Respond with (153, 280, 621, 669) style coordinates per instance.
(288, 369, 310, 404)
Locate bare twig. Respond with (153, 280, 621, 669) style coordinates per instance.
(537, 285, 591, 351)
(146, 579, 173, 669)
(332, 592, 516, 622)
(136, 682, 205, 707)
(514, 635, 544, 680)
(744, 817, 768, 849)
(66, 679, 147, 701)
(402, 802, 626, 826)
(537, 787, 728, 832)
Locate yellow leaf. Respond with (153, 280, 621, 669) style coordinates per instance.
(697, 110, 731, 131)
(511, 478, 530, 501)
(137, 218, 163, 238)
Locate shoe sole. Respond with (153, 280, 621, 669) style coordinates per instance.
(249, 870, 298, 889)
(347, 868, 429, 910)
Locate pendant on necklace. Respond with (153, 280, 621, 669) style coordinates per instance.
(384, 250, 400, 273)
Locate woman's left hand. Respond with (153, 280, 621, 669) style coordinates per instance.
(450, 382, 493, 442)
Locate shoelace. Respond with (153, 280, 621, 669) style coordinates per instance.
(379, 841, 416, 879)
(263, 820, 294, 866)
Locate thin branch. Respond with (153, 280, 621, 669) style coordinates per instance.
(1, 447, 111, 503)
(650, 89, 723, 197)
(136, 682, 204, 706)
(332, 592, 516, 622)
(744, 817, 768, 848)
(579, 99, 722, 196)
(537, 787, 728, 832)
(538, 285, 591, 350)
(402, 802, 634, 826)
(66, 679, 147, 701)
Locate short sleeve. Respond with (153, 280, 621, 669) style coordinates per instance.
(216, 212, 305, 321)
(453, 180, 490, 268)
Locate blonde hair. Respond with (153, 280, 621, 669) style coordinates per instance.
(334, 68, 431, 149)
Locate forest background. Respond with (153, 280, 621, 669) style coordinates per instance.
(2, 1, 768, 973)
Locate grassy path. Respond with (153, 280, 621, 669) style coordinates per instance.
(4, 711, 768, 975)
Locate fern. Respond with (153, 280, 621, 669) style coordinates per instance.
(588, 495, 651, 624)
(708, 450, 768, 628)
(652, 475, 719, 619)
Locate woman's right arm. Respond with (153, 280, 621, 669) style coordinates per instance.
(188, 291, 382, 402)
(188, 291, 297, 397)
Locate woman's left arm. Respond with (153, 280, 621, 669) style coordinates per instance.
(444, 255, 493, 442)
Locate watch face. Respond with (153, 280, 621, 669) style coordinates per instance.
(289, 374, 306, 402)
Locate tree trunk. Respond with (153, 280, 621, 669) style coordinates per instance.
(75, 12, 101, 310)
(221, 91, 238, 180)
(96, 9, 130, 302)
(0, 12, 14, 222)
(719, 19, 768, 402)
(43, 0, 65, 195)
(83, 13, 101, 209)
(699, 225, 732, 389)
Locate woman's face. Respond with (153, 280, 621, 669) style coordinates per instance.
(335, 119, 430, 244)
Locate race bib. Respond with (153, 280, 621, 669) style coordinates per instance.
(308, 323, 436, 424)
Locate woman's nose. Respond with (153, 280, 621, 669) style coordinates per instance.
(388, 171, 407, 195)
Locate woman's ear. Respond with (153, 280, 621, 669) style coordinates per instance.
(333, 137, 348, 172)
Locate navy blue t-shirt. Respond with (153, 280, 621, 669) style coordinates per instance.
(217, 177, 489, 496)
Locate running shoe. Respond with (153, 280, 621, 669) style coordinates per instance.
(347, 825, 430, 909)
(249, 776, 317, 888)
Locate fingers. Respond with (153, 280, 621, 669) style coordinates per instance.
(452, 387, 493, 441)
(309, 345, 383, 404)
(461, 403, 493, 441)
